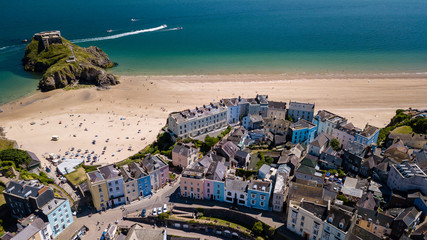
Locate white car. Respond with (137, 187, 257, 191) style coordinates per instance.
(163, 204, 167, 213)
(152, 208, 157, 216)
(157, 207, 162, 215)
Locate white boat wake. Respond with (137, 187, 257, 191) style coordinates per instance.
(161, 27, 183, 32)
(71, 25, 167, 43)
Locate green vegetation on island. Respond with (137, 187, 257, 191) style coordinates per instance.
(22, 31, 119, 91)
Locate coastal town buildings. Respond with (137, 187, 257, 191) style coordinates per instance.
(142, 154, 170, 191)
(99, 165, 125, 207)
(272, 173, 287, 212)
(172, 142, 199, 168)
(387, 160, 427, 195)
(288, 101, 315, 122)
(120, 162, 152, 203)
(87, 169, 110, 211)
(10, 217, 53, 240)
(267, 101, 287, 120)
(354, 124, 380, 146)
(167, 103, 227, 138)
(4, 180, 54, 219)
(312, 110, 347, 136)
(287, 200, 326, 240)
(308, 133, 333, 157)
(222, 98, 241, 124)
(332, 122, 359, 149)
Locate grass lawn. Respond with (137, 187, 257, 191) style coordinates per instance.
(198, 216, 251, 234)
(0, 139, 14, 151)
(65, 166, 87, 186)
(249, 153, 261, 171)
(392, 126, 413, 134)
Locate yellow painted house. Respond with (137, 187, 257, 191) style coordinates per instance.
(87, 170, 110, 211)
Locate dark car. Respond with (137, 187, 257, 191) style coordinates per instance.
(141, 209, 146, 217)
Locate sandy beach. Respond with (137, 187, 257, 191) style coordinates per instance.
(0, 74, 427, 168)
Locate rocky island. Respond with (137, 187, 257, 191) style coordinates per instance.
(22, 31, 119, 91)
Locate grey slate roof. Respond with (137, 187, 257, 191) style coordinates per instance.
(327, 205, 354, 232)
(248, 180, 271, 192)
(357, 192, 377, 210)
(268, 101, 286, 109)
(125, 224, 166, 240)
(98, 164, 121, 180)
(289, 101, 315, 111)
(300, 201, 327, 220)
(346, 141, 366, 157)
(258, 164, 271, 176)
(226, 179, 248, 192)
(5, 180, 45, 199)
(11, 218, 48, 240)
(395, 207, 420, 227)
(310, 133, 333, 148)
(41, 198, 66, 215)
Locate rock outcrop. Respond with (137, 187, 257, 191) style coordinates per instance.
(22, 35, 119, 91)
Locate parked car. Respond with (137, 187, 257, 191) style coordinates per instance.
(157, 207, 162, 215)
(163, 204, 167, 213)
(152, 208, 157, 216)
(141, 209, 146, 217)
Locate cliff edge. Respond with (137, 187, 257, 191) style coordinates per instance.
(22, 31, 119, 91)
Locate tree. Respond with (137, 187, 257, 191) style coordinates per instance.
(0, 149, 31, 167)
(252, 221, 263, 236)
(330, 138, 340, 151)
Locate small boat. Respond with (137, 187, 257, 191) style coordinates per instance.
(131, 18, 137, 22)
(107, 29, 113, 33)
(177, 27, 183, 30)
(22, 39, 28, 43)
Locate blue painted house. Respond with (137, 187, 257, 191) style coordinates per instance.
(137, 175, 152, 197)
(121, 162, 152, 204)
(213, 181, 225, 202)
(40, 198, 73, 238)
(289, 119, 317, 144)
(354, 124, 380, 146)
(247, 180, 272, 211)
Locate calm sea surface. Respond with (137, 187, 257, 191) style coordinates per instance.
(1, 0, 427, 104)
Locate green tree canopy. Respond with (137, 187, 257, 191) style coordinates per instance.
(0, 149, 31, 167)
(252, 221, 264, 236)
(330, 138, 340, 151)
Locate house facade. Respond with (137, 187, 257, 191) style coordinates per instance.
(354, 124, 380, 146)
(289, 119, 317, 144)
(99, 165, 125, 207)
(312, 110, 347, 136)
(172, 142, 199, 168)
(332, 123, 358, 150)
(272, 173, 287, 212)
(222, 98, 241, 124)
(287, 200, 326, 240)
(167, 103, 227, 138)
(40, 198, 73, 238)
(387, 161, 427, 195)
(10, 218, 53, 240)
(288, 101, 315, 122)
(224, 178, 248, 206)
(267, 101, 287, 120)
(87, 170, 110, 211)
(247, 180, 272, 211)
(142, 154, 170, 191)
(3, 180, 54, 219)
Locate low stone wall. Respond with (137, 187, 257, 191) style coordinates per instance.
(124, 216, 254, 240)
(173, 206, 275, 238)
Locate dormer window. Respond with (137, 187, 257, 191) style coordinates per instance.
(339, 221, 344, 229)
(328, 217, 333, 223)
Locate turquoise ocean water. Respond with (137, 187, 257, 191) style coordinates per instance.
(1, 0, 427, 105)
